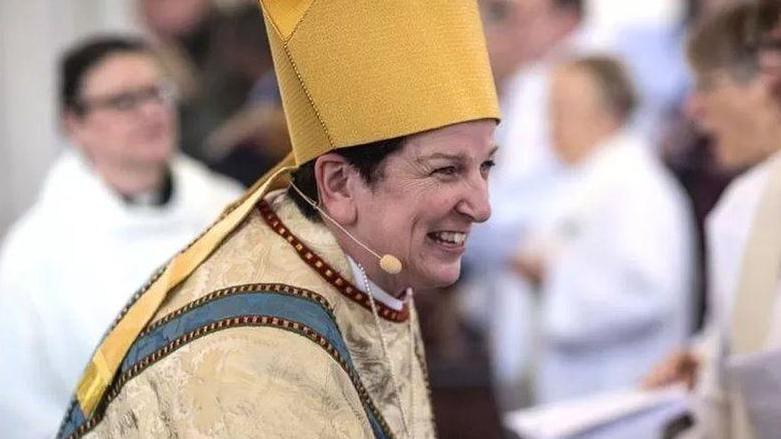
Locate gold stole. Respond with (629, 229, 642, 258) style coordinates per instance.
(728, 154, 781, 438)
(75, 157, 296, 416)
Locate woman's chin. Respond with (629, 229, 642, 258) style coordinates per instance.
(413, 261, 462, 290)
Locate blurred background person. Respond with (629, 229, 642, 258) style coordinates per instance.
(0, 35, 242, 439)
(137, 0, 226, 160)
(513, 55, 694, 404)
(688, 1, 781, 336)
(643, 3, 781, 437)
(645, 0, 781, 389)
(203, 2, 290, 187)
(659, 0, 749, 334)
(480, 0, 585, 185)
(466, 0, 588, 410)
(137, 0, 288, 185)
(461, 0, 698, 415)
(689, 2, 781, 436)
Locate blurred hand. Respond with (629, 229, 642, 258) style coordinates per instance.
(205, 105, 291, 160)
(511, 252, 546, 287)
(641, 349, 700, 391)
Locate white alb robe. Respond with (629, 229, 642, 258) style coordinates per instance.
(529, 131, 695, 404)
(0, 149, 243, 439)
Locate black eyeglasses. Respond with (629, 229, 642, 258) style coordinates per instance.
(77, 83, 176, 114)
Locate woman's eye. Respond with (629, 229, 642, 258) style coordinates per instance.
(478, 160, 496, 179)
(481, 160, 496, 174)
(433, 166, 458, 176)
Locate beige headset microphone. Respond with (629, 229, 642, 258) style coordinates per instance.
(288, 182, 403, 275)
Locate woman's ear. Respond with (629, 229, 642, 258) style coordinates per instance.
(314, 153, 358, 225)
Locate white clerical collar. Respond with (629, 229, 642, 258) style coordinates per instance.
(346, 256, 408, 311)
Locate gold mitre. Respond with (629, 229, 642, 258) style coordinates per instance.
(258, 0, 501, 165)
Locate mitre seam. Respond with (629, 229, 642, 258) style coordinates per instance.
(283, 0, 317, 43)
(281, 41, 335, 151)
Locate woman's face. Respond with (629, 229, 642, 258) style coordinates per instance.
(348, 119, 497, 294)
(688, 69, 779, 169)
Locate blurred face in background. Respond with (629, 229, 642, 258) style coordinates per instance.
(480, 0, 580, 86)
(65, 52, 177, 176)
(687, 68, 780, 170)
(758, 21, 781, 107)
(549, 65, 619, 166)
(140, 0, 212, 39)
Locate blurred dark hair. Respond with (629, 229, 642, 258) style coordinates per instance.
(288, 137, 406, 221)
(687, 2, 779, 83)
(568, 55, 638, 122)
(554, 0, 585, 20)
(60, 35, 150, 115)
(220, 4, 269, 54)
(750, 0, 781, 51)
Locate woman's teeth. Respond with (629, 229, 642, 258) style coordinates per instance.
(430, 231, 466, 245)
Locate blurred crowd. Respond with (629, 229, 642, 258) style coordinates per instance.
(1, 0, 780, 437)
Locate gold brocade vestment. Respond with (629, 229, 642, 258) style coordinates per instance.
(59, 191, 435, 438)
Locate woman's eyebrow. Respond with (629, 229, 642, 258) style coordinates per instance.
(417, 152, 466, 162)
(417, 145, 499, 163)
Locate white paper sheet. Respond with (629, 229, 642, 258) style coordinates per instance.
(503, 385, 689, 439)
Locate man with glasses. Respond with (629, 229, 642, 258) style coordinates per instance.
(0, 35, 242, 438)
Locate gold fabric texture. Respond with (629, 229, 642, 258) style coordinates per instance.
(81, 192, 435, 438)
(74, 163, 296, 416)
(258, 0, 501, 165)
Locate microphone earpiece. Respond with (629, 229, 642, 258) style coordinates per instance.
(379, 254, 403, 275)
(289, 182, 404, 275)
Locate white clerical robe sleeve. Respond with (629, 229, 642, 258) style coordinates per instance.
(541, 195, 691, 348)
(0, 234, 70, 439)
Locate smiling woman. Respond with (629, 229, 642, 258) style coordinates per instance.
(57, 1, 499, 438)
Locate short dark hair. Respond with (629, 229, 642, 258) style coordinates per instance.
(568, 55, 638, 122)
(218, 4, 270, 55)
(288, 136, 406, 220)
(687, 2, 779, 83)
(60, 35, 151, 115)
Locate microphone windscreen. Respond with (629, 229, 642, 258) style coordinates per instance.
(379, 255, 403, 275)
